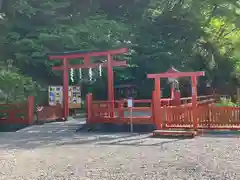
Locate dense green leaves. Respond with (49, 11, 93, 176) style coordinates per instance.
(1, 0, 240, 101)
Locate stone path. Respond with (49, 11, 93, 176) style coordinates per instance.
(0, 118, 240, 179)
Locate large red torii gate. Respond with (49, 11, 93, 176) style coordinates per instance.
(48, 48, 128, 120)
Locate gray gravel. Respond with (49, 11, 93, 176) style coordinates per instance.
(0, 121, 240, 179)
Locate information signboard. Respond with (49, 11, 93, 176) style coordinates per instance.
(48, 85, 81, 109)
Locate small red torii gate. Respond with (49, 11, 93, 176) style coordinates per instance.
(148, 68, 205, 130)
(48, 48, 128, 120)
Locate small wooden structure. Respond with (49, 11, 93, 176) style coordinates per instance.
(148, 68, 205, 132)
(114, 84, 137, 99)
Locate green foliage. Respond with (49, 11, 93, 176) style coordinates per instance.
(1, 0, 240, 101)
(0, 69, 40, 103)
(216, 97, 237, 107)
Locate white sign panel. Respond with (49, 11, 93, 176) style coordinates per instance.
(127, 99, 133, 108)
(192, 87, 196, 95)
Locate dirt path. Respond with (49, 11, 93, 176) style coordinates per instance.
(0, 120, 240, 179)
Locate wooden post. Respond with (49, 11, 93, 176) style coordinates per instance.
(155, 79, 160, 99)
(27, 96, 34, 125)
(154, 78, 162, 129)
(170, 87, 174, 99)
(151, 90, 156, 125)
(118, 101, 124, 118)
(86, 93, 93, 124)
(63, 58, 69, 120)
(147, 70, 205, 131)
(191, 76, 198, 130)
(107, 54, 114, 117)
(174, 90, 181, 106)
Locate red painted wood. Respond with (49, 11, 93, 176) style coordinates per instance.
(107, 54, 114, 117)
(27, 96, 34, 124)
(0, 96, 35, 125)
(117, 101, 124, 118)
(86, 93, 93, 124)
(48, 48, 128, 60)
(37, 104, 63, 122)
(52, 60, 127, 71)
(191, 76, 198, 130)
(147, 71, 205, 78)
(49, 48, 128, 120)
(151, 90, 156, 125)
(63, 58, 69, 119)
(87, 91, 240, 132)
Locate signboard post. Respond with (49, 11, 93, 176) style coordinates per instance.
(127, 98, 133, 133)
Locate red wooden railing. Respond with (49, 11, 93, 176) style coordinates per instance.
(181, 95, 215, 105)
(164, 106, 194, 128)
(0, 96, 34, 125)
(86, 93, 152, 124)
(86, 93, 231, 129)
(198, 106, 240, 130)
(37, 103, 63, 123)
(162, 105, 240, 130)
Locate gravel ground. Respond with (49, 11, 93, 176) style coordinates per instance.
(0, 121, 240, 180)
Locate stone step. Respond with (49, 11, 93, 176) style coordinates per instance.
(72, 113, 86, 118)
(152, 129, 198, 138)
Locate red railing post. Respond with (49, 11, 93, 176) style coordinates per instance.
(27, 96, 34, 125)
(8, 105, 15, 124)
(118, 101, 124, 118)
(86, 93, 93, 124)
(107, 55, 115, 117)
(152, 90, 162, 129)
(151, 91, 156, 125)
(191, 76, 198, 130)
(174, 90, 181, 106)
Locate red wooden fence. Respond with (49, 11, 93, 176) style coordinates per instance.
(0, 96, 34, 125)
(86, 93, 240, 130)
(163, 105, 240, 130)
(198, 106, 240, 130)
(37, 103, 63, 123)
(86, 93, 216, 125)
(86, 93, 152, 124)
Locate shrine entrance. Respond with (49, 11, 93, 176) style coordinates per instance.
(147, 68, 205, 131)
(47, 48, 128, 120)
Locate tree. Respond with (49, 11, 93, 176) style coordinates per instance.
(1, 0, 240, 100)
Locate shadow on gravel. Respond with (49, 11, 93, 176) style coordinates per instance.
(77, 123, 156, 133)
(56, 133, 142, 146)
(0, 120, 193, 150)
(97, 138, 184, 147)
(200, 134, 240, 138)
(0, 130, 189, 149)
(58, 133, 189, 147)
(0, 122, 85, 150)
(198, 130, 240, 138)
